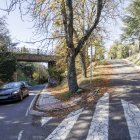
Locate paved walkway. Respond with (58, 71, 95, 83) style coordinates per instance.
(36, 88, 62, 111)
(35, 86, 82, 113)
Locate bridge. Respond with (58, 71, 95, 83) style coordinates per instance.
(8, 47, 57, 67)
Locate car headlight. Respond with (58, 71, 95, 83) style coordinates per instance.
(12, 90, 20, 94)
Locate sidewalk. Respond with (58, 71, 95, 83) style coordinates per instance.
(29, 85, 83, 116)
(29, 85, 100, 117)
(35, 88, 63, 111)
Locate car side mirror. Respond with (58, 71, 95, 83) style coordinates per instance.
(21, 84, 26, 88)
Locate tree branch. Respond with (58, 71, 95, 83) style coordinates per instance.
(66, 0, 74, 48)
(75, 0, 104, 55)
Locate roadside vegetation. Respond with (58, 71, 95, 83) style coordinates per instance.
(0, 17, 17, 85)
(0, 17, 49, 86)
(128, 54, 140, 65)
(108, 41, 129, 59)
(17, 62, 48, 85)
(108, 0, 140, 60)
(48, 60, 111, 102)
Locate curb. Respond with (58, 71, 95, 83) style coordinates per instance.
(28, 84, 100, 117)
(28, 84, 49, 117)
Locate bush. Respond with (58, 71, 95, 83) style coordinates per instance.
(48, 67, 64, 87)
(0, 52, 16, 82)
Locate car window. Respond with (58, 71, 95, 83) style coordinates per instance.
(1, 82, 22, 89)
(21, 82, 28, 87)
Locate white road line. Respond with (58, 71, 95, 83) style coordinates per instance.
(41, 117, 52, 127)
(45, 108, 83, 140)
(25, 85, 48, 116)
(122, 100, 140, 140)
(86, 93, 109, 140)
(25, 94, 37, 116)
(25, 107, 29, 117)
(18, 130, 24, 140)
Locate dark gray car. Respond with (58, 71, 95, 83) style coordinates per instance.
(0, 81, 29, 102)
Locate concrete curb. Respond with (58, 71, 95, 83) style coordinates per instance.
(28, 85, 49, 117)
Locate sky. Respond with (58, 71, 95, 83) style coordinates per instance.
(0, 0, 36, 48)
(0, 0, 130, 50)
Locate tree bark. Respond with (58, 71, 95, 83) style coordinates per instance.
(79, 50, 87, 78)
(67, 52, 78, 93)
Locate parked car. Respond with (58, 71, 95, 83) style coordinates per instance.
(0, 81, 29, 102)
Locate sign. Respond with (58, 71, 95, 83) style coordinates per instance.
(88, 46, 95, 58)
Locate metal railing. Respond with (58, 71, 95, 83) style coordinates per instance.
(7, 47, 55, 55)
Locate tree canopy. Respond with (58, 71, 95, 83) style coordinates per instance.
(0, 17, 17, 82)
(121, 0, 140, 42)
(108, 41, 129, 59)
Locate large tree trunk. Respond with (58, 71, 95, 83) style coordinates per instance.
(67, 53, 78, 93)
(79, 51, 87, 78)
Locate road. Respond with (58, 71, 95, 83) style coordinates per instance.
(0, 84, 49, 140)
(1, 60, 140, 140)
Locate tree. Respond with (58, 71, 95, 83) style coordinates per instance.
(0, 52, 16, 82)
(92, 36, 105, 60)
(32, 63, 48, 84)
(108, 41, 129, 59)
(6, 0, 120, 93)
(21, 63, 34, 78)
(0, 17, 9, 52)
(0, 17, 17, 82)
(121, 0, 140, 47)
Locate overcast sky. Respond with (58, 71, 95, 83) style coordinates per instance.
(0, 0, 130, 50)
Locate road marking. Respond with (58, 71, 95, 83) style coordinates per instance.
(25, 85, 48, 116)
(122, 100, 140, 140)
(86, 93, 109, 140)
(18, 130, 24, 140)
(45, 108, 83, 140)
(41, 117, 52, 127)
(25, 94, 38, 116)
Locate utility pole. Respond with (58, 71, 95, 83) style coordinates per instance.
(90, 46, 93, 85)
(138, 31, 140, 52)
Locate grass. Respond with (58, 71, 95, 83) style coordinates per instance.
(48, 60, 112, 102)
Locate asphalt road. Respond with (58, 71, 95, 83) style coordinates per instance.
(0, 84, 49, 140)
(1, 60, 140, 140)
(108, 60, 140, 140)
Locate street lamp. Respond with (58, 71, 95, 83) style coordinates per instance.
(37, 48, 39, 54)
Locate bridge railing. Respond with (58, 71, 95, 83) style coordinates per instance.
(8, 47, 55, 55)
